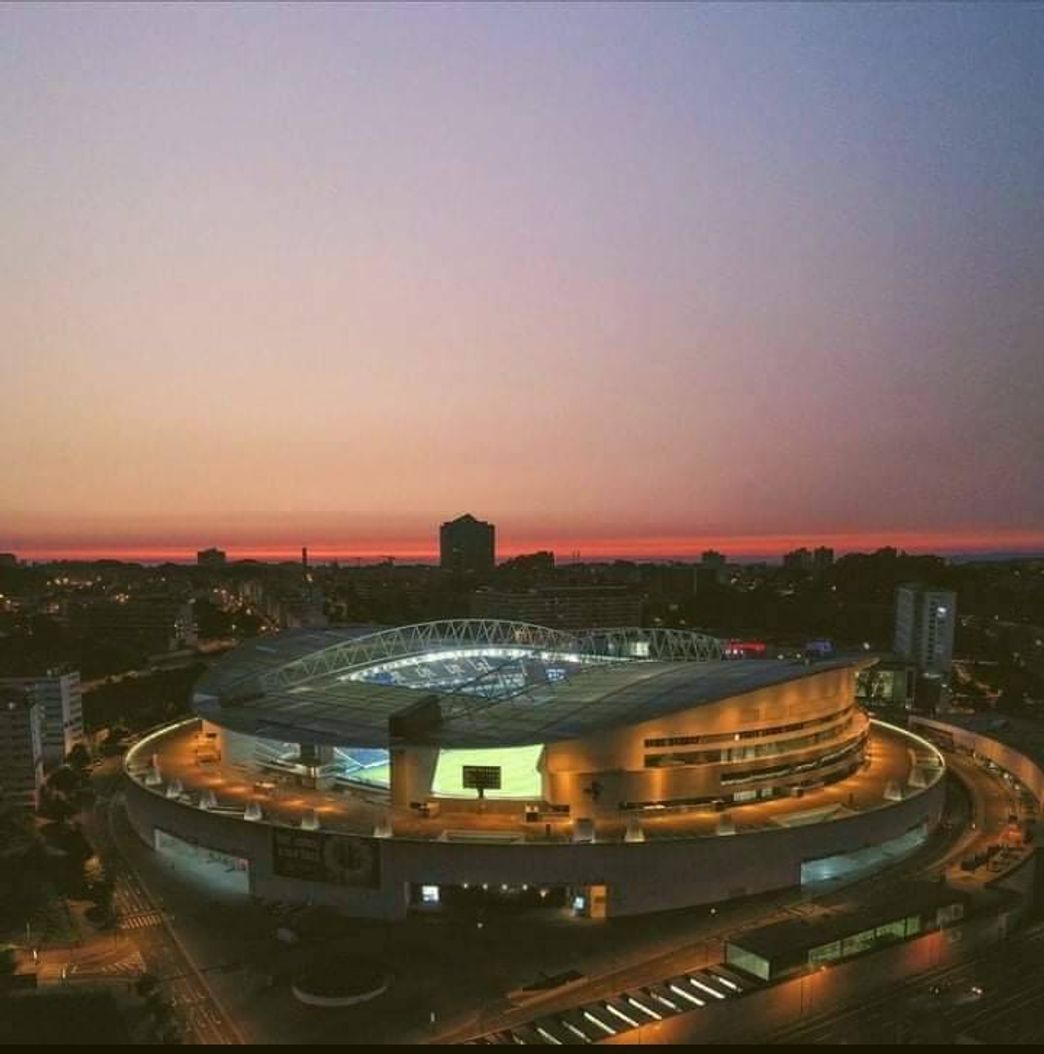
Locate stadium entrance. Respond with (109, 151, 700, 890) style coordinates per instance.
(409, 882, 568, 916)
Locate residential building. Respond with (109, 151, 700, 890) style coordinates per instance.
(0, 669, 84, 768)
(0, 687, 44, 808)
(813, 546, 835, 572)
(894, 584, 957, 679)
(782, 547, 813, 571)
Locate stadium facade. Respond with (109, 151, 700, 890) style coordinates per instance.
(123, 621, 946, 919)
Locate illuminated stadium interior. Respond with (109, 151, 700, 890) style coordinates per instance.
(122, 621, 948, 921)
(190, 620, 886, 811)
(213, 631, 677, 799)
(346, 646, 615, 697)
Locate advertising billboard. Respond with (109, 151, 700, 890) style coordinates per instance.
(271, 828, 380, 888)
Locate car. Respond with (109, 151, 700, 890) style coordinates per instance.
(952, 984, 985, 1006)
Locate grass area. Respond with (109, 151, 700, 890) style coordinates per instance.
(433, 745, 544, 799)
(0, 989, 132, 1044)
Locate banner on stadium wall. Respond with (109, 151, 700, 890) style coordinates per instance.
(271, 828, 380, 888)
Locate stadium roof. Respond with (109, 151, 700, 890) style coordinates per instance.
(193, 620, 867, 748)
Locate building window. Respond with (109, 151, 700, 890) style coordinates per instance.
(809, 940, 841, 965)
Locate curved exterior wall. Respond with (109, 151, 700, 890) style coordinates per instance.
(207, 664, 871, 815)
(542, 665, 867, 811)
(911, 715, 1044, 809)
(123, 720, 945, 919)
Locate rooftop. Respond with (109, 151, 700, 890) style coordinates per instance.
(193, 620, 868, 748)
(728, 881, 964, 960)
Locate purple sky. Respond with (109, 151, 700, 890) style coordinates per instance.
(3, 3, 1043, 561)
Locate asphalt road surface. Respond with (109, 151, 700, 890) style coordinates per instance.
(452, 752, 1027, 1046)
(766, 920, 1044, 1044)
(85, 787, 242, 1045)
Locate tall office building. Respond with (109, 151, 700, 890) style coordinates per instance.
(0, 687, 44, 809)
(0, 669, 84, 768)
(439, 514, 495, 575)
(893, 584, 957, 679)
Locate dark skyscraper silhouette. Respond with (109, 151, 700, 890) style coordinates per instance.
(439, 514, 495, 575)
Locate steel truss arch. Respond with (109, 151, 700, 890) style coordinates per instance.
(259, 619, 723, 693)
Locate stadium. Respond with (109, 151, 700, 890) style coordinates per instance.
(123, 620, 947, 919)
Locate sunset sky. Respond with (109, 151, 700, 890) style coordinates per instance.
(3, 3, 1043, 563)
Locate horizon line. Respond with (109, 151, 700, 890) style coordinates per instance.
(5, 537, 1044, 566)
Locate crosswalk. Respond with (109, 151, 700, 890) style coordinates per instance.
(471, 965, 749, 1044)
(118, 909, 165, 930)
(70, 953, 146, 979)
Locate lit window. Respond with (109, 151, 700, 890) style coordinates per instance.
(420, 885, 440, 904)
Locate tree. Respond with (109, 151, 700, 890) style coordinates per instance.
(38, 764, 92, 823)
(47, 765, 84, 797)
(159, 1023, 183, 1045)
(0, 786, 36, 853)
(37, 787, 79, 823)
(66, 743, 91, 772)
(996, 686, 1027, 714)
(135, 972, 159, 998)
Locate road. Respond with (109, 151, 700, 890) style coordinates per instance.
(452, 749, 1030, 1045)
(766, 920, 1044, 1044)
(439, 766, 974, 1044)
(82, 775, 242, 1045)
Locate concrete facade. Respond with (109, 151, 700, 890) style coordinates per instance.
(894, 584, 957, 678)
(911, 715, 1044, 809)
(0, 689, 44, 809)
(123, 720, 945, 920)
(0, 669, 83, 768)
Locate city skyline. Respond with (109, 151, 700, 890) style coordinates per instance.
(3, 4, 1044, 1047)
(5, 523, 1044, 565)
(4, 3, 1043, 564)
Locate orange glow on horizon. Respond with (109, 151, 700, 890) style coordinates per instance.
(9, 527, 1044, 564)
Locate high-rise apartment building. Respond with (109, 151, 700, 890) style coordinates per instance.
(782, 547, 813, 571)
(439, 514, 495, 575)
(0, 669, 84, 768)
(813, 546, 835, 571)
(893, 584, 957, 679)
(0, 687, 44, 809)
